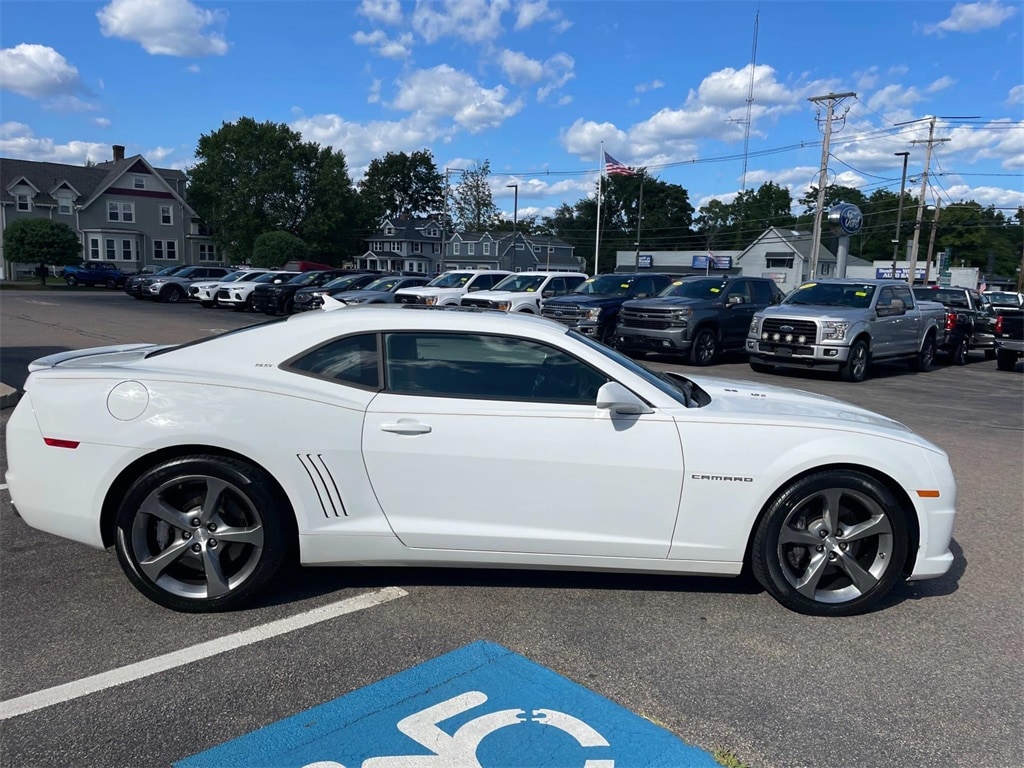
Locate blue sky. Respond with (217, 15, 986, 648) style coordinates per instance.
(2, 0, 1022, 223)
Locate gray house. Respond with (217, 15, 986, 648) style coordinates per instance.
(356, 216, 444, 274)
(735, 227, 870, 289)
(0, 145, 220, 279)
(447, 230, 581, 273)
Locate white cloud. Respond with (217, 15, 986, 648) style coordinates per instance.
(694, 64, 800, 108)
(947, 120, 1024, 169)
(536, 52, 574, 102)
(1007, 84, 1024, 105)
(635, 79, 665, 94)
(942, 182, 1024, 207)
(368, 79, 382, 104)
(186, 64, 201, 74)
(514, 0, 568, 31)
(353, 29, 413, 58)
(97, 0, 229, 57)
(93, 117, 113, 128)
(927, 76, 957, 93)
(357, 0, 402, 25)
(866, 83, 926, 113)
(925, 0, 1018, 35)
(0, 44, 84, 99)
(390, 65, 523, 133)
(412, 0, 510, 44)
(499, 49, 544, 86)
(0, 122, 110, 164)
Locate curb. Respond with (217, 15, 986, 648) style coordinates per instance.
(0, 383, 21, 410)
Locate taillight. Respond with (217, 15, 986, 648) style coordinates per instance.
(995, 315, 1004, 333)
(945, 311, 957, 331)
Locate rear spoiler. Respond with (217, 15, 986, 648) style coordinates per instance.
(28, 343, 164, 372)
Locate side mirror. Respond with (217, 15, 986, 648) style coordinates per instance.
(542, 290, 555, 298)
(596, 381, 653, 415)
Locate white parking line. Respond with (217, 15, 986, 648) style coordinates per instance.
(0, 586, 407, 720)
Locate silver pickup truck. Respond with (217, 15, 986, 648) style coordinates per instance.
(746, 278, 946, 382)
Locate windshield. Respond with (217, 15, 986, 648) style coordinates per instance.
(427, 272, 472, 288)
(323, 274, 370, 290)
(985, 292, 1022, 307)
(492, 274, 547, 292)
(289, 271, 330, 286)
(660, 278, 728, 299)
(784, 282, 876, 308)
(155, 266, 184, 277)
(221, 270, 255, 283)
(253, 271, 295, 284)
(573, 275, 635, 297)
(571, 331, 700, 407)
(362, 276, 402, 292)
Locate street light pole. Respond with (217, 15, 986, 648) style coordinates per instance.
(506, 183, 518, 272)
(891, 151, 910, 280)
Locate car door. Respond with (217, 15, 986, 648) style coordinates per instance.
(872, 286, 903, 357)
(722, 280, 757, 346)
(892, 284, 922, 354)
(362, 331, 684, 558)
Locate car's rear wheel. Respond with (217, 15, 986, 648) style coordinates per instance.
(115, 455, 292, 612)
(951, 336, 969, 366)
(912, 333, 935, 372)
(161, 285, 184, 303)
(689, 327, 718, 366)
(751, 470, 908, 616)
(65, 275, 78, 287)
(840, 339, 869, 382)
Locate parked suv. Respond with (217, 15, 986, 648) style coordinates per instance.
(124, 265, 188, 299)
(296, 274, 430, 310)
(217, 271, 299, 311)
(460, 271, 588, 313)
(615, 275, 785, 364)
(394, 270, 511, 306)
(189, 270, 270, 308)
(250, 269, 352, 315)
(540, 273, 673, 343)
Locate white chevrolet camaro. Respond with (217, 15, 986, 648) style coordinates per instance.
(5, 306, 957, 615)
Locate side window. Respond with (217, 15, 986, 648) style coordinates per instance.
(630, 276, 656, 298)
(384, 332, 607, 404)
(750, 280, 773, 305)
(877, 287, 896, 309)
(287, 334, 379, 389)
(547, 277, 566, 295)
(893, 284, 914, 308)
(725, 281, 751, 305)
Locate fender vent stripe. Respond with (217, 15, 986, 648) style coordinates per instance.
(296, 454, 348, 517)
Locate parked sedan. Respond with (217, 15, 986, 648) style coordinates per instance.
(6, 307, 956, 617)
(300, 274, 431, 308)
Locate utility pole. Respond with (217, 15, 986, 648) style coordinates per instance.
(506, 183, 518, 271)
(891, 151, 911, 279)
(923, 200, 942, 284)
(807, 91, 856, 279)
(903, 116, 950, 285)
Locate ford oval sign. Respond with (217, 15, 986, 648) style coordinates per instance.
(828, 203, 864, 236)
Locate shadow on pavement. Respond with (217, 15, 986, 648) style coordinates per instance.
(1, 346, 70, 391)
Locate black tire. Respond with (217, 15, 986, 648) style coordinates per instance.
(689, 327, 718, 366)
(840, 339, 869, 382)
(912, 333, 936, 372)
(751, 470, 908, 616)
(65, 275, 78, 287)
(200, 300, 216, 308)
(984, 348, 997, 360)
(132, 294, 146, 300)
(749, 361, 774, 374)
(281, 298, 294, 315)
(114, 455, 292, 612)
(996, 348, 1017, 371)
(105, 278, 117, 289)
(951, 336, 969, 366)
(598, 324, 615, 346)
(161, 285, 184, 303)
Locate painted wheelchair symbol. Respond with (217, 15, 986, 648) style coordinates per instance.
(304, 690, 614, 768)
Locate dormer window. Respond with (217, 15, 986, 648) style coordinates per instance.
(427, 227, 439, 238)
(58, 195, 72, 215)
(16, 193, 31, 211)
(384, 225, 395, 236)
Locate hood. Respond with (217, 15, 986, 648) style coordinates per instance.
(544, 294, 623, 308)
(761, 304, 867, 322)
(676, 372, 934, 443)
(466, 290, 528, 301)
(337, 290, 393, 302)
(625, 296, 714, 310)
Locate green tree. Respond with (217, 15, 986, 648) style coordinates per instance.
(252, 231, 309, 268)
(188, 117, 359, 261)
(359, 150, 444, 223)
(4, 219, 81, 281)
(451, 160, 498, 231)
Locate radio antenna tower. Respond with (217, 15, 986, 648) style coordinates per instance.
(739, 10, 759, 193)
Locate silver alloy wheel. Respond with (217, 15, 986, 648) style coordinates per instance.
(776, 487, 895, 604)
(843, 341, 868, 381)
(129, 474, 265, 600)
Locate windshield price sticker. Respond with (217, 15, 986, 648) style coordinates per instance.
(175, 641, 717, 768)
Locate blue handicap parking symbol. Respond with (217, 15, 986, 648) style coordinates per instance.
(176, 640, 718, 767)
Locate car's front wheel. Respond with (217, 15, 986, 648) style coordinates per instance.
(161, 285, 184, 303)
(115, 455, 293, 612)
(689, 327, 718, 366)
(751, 470, 908, 616)
(65, 275, 78, 287)
(840, 339, 869, 382)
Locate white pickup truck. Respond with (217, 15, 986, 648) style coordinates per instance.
(394, 269, 511, 306)
(746, 278, 946, 382)
(459, 271, 588, 313)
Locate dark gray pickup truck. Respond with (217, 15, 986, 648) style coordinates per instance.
(912, 286, 996, 363)
(995, 310, 1023, 371)
(614, 275, 785, 364)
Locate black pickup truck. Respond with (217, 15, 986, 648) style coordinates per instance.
(995, 310, 1023, 371)
(615, 275, 785, 364)
(912, 286, 995, 364)
(540, 273, 673, 344)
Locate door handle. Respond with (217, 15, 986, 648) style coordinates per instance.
(380, 421, 432, 435)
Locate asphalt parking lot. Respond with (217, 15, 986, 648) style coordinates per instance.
(1, 288, 1022, 767)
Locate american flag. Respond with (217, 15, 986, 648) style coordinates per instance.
(604, 151, 634, 177)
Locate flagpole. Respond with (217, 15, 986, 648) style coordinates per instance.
(634, 174, 644, 269)
(594, 141, 603, 275)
